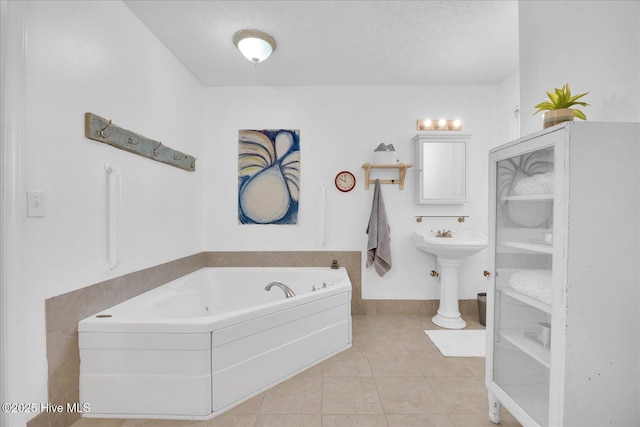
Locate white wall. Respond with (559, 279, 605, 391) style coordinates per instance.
(519, 0, 640, 135)
(202, 85, 499, 301)
(496, 68, 520, 144)
(3, 1, 203, 424)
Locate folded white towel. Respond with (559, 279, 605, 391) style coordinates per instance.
(366, 179, 392, 277)
(509, 269, 553, 305)
(513, 172, 554, 195)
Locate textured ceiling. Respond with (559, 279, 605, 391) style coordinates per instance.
(123, 0, 519, 87)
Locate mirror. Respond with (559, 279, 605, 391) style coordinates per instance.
(414, 133, 470, 204)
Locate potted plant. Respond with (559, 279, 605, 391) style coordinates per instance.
(533, 83, 589, 129)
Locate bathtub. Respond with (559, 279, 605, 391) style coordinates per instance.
(78, 266, 352, 419)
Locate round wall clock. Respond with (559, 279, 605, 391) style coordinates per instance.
(335, 171, 356, 192)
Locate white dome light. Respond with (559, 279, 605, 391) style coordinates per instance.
(233, 29, 277, 64)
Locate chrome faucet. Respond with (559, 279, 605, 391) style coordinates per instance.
(264, 282, 296, 298)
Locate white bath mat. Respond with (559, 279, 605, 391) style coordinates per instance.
(424, 330, 486, 357)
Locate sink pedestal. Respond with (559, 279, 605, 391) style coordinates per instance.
(413, 230, 487, 330)
(432, 257, 466, 329)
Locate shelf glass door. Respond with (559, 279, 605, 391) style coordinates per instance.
(493, 146, 554, 426)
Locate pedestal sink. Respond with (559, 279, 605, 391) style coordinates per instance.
(414, 230, 487, 329)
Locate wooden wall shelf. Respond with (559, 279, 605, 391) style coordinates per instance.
(361, 163, 413, 190)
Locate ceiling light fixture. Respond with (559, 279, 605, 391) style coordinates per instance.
(233, 29, 277, 64)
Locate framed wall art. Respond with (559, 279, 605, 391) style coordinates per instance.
(238, 129, 300, 224)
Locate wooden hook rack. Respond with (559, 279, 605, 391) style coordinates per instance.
(84, 113, 196, 171)
(361, 163, 413, 190)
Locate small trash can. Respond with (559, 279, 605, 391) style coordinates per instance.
(477, 292, 487, 326)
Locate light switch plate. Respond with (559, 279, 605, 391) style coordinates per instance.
(27, 191, 45, 217)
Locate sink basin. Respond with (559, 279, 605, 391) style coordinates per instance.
(413, 230, 487, 260)
(414, 230, 488, 329)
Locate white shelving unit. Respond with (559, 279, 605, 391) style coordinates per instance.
(500, 195, 553, 201)
(486, 122, 640, 427)
(500, 330, 550, 368)
(496, 286, 551, 314)
(498, 241, 552, 254)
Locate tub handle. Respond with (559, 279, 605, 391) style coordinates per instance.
(105, 161, 121, 272)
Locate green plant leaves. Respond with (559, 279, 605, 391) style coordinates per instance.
(533, 83, 589, 120)
(573, 109, 587, 120)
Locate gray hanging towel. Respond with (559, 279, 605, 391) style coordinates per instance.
(366, 179, 392, 277)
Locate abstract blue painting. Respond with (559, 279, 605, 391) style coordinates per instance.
(238, 129, 300, 224)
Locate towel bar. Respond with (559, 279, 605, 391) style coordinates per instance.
(415, 216, 468, 223)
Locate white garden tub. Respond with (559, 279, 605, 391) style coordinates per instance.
(78, 267, 352, 419)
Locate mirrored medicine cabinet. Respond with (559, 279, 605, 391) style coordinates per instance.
(414, 133, 470, 204)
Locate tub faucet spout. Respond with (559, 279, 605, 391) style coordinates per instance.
(265, 282, 296, 298)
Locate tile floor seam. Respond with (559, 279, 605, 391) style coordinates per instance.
(369, 368, 386, 418)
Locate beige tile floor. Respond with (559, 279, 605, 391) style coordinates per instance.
(72, 313, 521, 427)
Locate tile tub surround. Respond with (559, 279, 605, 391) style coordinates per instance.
(39, 250, 480, 427)
(69, 313, 521, 427)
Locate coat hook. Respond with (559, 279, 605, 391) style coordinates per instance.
(99, 120, 112, 138)
(173, 154, 181, 160)
(127, 137, 139, 145)
(153, 142, 163, 156)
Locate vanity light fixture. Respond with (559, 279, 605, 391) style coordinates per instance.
(233, 29, 277, 64)
(417, 118, 463, 131)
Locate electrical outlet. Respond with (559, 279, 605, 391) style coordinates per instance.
(27, 191, 45, 217)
